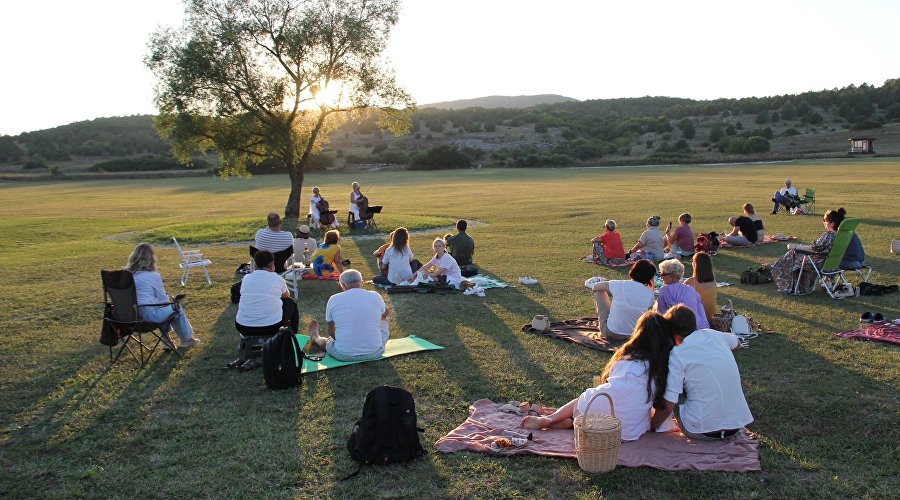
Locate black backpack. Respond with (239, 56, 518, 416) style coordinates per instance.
(344, 386, 425, 478)
(261, 326, 303, 390)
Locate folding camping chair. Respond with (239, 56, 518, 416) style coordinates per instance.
(173, 237, 213, 286)
(101, 270, 182, 367)
(797, 188, 816, 214)
(249, 245, 301, 299)
(793, 217, 872, 298)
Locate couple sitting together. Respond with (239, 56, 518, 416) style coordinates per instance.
(522, 305, 753, 442)
(373, 220, 475, 289)
(234, 250, 389, 364)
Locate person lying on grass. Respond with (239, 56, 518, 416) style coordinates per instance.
(650, 305, 753, 440)
(416, 238, 474, 289)
(520, 310, 676, 441)
(308, 269, 390, 362)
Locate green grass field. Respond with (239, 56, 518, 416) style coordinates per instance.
(1, 159, 898, 498)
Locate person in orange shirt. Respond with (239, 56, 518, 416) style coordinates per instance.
(591, 219, 626, 264)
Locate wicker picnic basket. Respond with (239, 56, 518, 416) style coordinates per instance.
(573, 392, 622, 473)
(710, 299, 736, 332)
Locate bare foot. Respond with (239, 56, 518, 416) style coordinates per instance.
(308, 319, 320, 340)
(521, 416, 553, 429)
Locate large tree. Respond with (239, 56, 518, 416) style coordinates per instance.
(146, 0, 413, 217)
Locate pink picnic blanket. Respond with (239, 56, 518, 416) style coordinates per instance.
(302, 272, 340, 281)
(434, 400, 760, 472)
(718, 234, 797, 248)
(836, 323, 900, 346)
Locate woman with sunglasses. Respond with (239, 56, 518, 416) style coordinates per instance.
(768, 207, 846, 293)
(655, 259, 709, 329)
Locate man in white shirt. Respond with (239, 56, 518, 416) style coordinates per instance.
(651, 304, 753, 440)
(772, 179, 800, 214)
(254, 212, 294, 253)
(235, 250, 298, 336)
(309, 269, 390, 361)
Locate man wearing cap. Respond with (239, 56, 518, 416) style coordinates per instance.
(290, 225, 318, 266)
(772, 179, 800, 214)
(255, 212, 294, 253)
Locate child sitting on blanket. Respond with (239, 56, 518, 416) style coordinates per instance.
(521, 311, 676, 441)
(590, 219, 626, 265)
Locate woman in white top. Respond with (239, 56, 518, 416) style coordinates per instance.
(349, 182, 363, 222)
(521, 311, 675, 441)
(126, 243, 200, 348)
(418, 238, 473, 289)
(380, 227, 417, 285)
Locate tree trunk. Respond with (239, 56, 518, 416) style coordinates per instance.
(285, 166, 304, 219)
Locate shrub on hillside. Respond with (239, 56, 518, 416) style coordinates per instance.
(408, 145, 473, 170)
(89, 155, 209, 172)
(743, 136, 771, 153)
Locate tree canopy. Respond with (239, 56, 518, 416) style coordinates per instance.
(146, 0, 413, 217)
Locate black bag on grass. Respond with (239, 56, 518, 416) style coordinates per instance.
(230, 282, 241, 304)
(460, 264, 478, 277)
(261, 326, 302, 390)
(741, 266, 773, 285)
(344, 386, 425, 478)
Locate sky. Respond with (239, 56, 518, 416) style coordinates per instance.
(2, 0, 899, 135)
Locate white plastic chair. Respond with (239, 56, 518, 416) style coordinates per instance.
(172, 237, 213, 286)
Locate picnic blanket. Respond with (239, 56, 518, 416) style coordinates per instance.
(718, 234, 797, 248)
(302, 272, 340, 281)
(434, 399, 761, 472)
(371, 274, 510, 290)
(522, 317, 627, 352)
(836, 323, 900, 346)
(295, 334, 444, 373)
(581, 255, 632, 268)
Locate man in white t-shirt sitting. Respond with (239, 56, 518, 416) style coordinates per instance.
(308, 269, 390, 362)
(772, 179, 801, 214)
(651, 304, 754, 440)
(230, 250, 300, 370)
(254, 212, 294, 253)
(590, 259, 656, 340)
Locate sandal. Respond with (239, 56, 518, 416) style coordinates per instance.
(239, 359, 259, 372)
(225, 357, 244, 369)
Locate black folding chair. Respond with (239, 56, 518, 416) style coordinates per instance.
(249, 245, 294, 274)
(101, 270, 182, 367)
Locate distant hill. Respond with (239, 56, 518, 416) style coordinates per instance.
(419, 94, 578, 110)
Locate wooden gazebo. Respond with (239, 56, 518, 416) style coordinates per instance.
(848, 136, 875, 154)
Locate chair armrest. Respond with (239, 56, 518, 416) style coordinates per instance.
(796, 248, 825, 256)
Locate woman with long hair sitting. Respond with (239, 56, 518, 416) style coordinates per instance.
(521, 311, 675, 441)
(683, 252, 717, 322)
(376, 227, 420, 285)
(126, 243, 200, 349)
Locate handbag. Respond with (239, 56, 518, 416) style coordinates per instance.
(531, 315, 551, 331)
